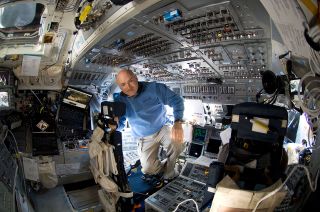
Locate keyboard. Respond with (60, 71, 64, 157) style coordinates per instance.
(57, 125, 87, 141)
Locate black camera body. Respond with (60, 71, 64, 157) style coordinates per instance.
(101, 101, 126, 117)
(261, 70, 287, 95)
(100, 101, 126, 127)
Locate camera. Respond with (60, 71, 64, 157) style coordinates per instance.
(100, 101, 126, 128)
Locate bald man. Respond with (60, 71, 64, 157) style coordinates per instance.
(115, 69, 184, 184)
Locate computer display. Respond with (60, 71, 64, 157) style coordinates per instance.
(188, 143, 203, 158)
(63, 87, 93, 109)
(0, 91, 9, 108)
(206, 138, 222, 154)
(0, 69, 10, 86)
(192, 127, 207, 144)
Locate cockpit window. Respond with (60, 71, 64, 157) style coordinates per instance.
(0, 3, 44, 29)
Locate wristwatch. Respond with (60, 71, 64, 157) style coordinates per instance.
(174, 119, 184, 124)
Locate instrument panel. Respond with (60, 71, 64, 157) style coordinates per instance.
(69, 0, 270, 103)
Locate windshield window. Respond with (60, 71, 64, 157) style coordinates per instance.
(0, 3, 43, 29)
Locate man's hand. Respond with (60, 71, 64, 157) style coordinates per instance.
(171, 122, 184, 143)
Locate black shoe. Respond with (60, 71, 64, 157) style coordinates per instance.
(163, 177, 176, 185)
(141, 173, 164, 188)
(152, 178, 163, 188)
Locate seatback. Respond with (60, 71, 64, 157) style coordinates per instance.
(226, 102, 288, 188)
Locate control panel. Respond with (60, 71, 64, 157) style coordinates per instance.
(180, 79, 260, 104)
(145, 176, 206, 212)
(180, 162, 209, 183)
(0, 68, 15, 110)
(145, 162, 209, 212)
(69, 0, 269, 104)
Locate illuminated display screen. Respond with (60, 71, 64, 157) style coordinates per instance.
(192, 127, 207, 144)
(0, 91, 9, 108)
(0, 71, 9, 86)
(63, 87, 92, 109)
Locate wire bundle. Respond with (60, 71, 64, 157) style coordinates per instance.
(297, 69, 320, 134)
(253, 164, 319, 212)
(297, 25, 320, 133)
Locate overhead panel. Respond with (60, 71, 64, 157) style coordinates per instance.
(85, 1, 270, 81)
(99, 22, 183, 59)
(73, 0, 271, 104)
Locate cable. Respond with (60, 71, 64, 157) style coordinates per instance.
(295, 0, 309, 23)
(256, 88, 263, 103)
(266, 90, 279, 105)
(261, 88, 279, 105)
(66, 31, 79, 69)
(308, 124, 313, 148)
(7, 130, 27, 195)
(1, 126, 23, 211)
(296, 71, 320, 134)
(30, 90, 43, 106)
(253, 164, 319, 212)
(1, 126, 8, 144)
(173, 198, 199, 212)
(309, 48, 320, 75)
(7, 130, 19, 153)
(12, 165, 18, 212)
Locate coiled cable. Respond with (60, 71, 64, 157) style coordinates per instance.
(297, 72, 320, 133)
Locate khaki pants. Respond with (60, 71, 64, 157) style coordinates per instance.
(135, 125, 184, 179)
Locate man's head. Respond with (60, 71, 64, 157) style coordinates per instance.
(116, 69, 139, 97)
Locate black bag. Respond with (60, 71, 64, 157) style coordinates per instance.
(226, 102, 288, 188)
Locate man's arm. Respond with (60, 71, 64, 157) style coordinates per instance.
(156, 83, 184, 143)
(156, 83, 184, 121)
(117, 115, 127, 131)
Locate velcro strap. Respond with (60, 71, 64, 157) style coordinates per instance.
(118, 191, 133, 198)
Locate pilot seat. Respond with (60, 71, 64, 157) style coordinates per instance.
(202, 102, 289, 210)
(225, 102, 288, 188)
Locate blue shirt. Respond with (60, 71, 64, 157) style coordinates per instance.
(115, 81, 184, 138)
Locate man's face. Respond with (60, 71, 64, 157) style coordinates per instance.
(116, 71, 139, 97)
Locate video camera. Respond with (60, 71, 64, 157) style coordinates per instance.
(100, 101, 126, 129)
